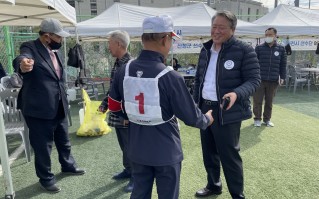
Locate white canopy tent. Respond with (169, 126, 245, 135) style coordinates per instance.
(0, 0, 14, 4)
(71, 2, 264, 40)
(0, 0, 76, 26)
(0, 1, 76, 198)
(253, 4, 319, 37)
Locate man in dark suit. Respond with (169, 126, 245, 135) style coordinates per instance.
(17, 18, 85, 193)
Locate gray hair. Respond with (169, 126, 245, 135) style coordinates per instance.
(141, 33, 168, 42)
(108, 30, 130, 49)
(212, 10, 237, 30)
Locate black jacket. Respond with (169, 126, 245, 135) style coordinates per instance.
(255, 42, 287, 81)
(16, 39, 68, 119)
(193, 37, 261, 125)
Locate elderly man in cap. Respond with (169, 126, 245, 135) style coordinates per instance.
(17, 18, 85, 193)
(108, 15, 214, 199)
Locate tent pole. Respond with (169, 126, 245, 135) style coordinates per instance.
(76, 26, 79, 44)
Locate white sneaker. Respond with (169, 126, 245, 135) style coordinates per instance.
(264, 121, 274, 127)
(254, 120, 261, 127)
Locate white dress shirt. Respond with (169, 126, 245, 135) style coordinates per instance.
(202, 46, 219, 101)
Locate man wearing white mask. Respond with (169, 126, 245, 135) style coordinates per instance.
(253, 27, 287, 127)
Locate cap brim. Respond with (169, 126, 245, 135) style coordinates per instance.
(171, 32, 180, 40)
(55, 30, 70, 37)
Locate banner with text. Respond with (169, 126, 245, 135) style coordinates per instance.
(172, 38, 319, 54)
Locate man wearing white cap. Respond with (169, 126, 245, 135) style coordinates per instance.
(108, 15, 214, 199)
(17, 18, 85, 193)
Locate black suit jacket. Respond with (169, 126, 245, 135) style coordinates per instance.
(17, 38, 68, 120)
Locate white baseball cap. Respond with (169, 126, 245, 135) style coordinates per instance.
(142, 15, 179, 38)
(40, 18, 70, 37)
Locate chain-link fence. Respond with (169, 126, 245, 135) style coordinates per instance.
(0, 26, 37, 75)
(0, 26, 13, 74)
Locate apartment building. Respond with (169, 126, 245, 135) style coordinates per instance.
(66, 0, 268, 22)
(184, 0, 268, 21)
(210, 0, 268, 21)
(67, 0, 184, 21)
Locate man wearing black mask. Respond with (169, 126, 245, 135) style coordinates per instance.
(17, 18, 85, 193)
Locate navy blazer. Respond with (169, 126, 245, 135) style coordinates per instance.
(17, 38, 68, 120)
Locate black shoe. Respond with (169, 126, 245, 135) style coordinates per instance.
(61, 168, 86, 175)
(112, 170, 131, 180)
(195, 187, 222, 197)
(40, 183, 61, 193)
(124, 178, 134, 192)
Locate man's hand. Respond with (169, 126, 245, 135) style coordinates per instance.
(20, 58, 34, 73)
(97, 105, 107, 113)
(205, 110, 214, 126)
(123, 120, 129, 126)
(221, 92, 237, 111)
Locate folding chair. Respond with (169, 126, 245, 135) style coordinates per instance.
(0, 89, 31, 162)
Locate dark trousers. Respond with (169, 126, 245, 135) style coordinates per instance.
(130, 162, 181, 199)
(200, 102, 244, 199)
(253, 80, 279, 122)
(115, 127, 131, 173)
(24, 101, 76, 186)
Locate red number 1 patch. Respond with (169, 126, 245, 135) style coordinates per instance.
(135, 93, 145, 114)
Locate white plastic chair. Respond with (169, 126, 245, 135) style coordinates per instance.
(1, 76, 11, 89)
(288, 65, 310, 94)
(0, 89, 31, 162)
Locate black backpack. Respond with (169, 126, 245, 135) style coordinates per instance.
(67, 43, 85, 69)
(315, 43, 319, 55)
(285, 43, 292, 55)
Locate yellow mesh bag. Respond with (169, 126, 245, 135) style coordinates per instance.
(77, 89, 112, 136)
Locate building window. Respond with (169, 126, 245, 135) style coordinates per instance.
(91, 4, 97, 9)
(90, 0, 97, 15)
(247, 8, 251, 22)
(67, 0, 75, 7)
(91, 10, 97, 15)
(90, 0, 97, 9)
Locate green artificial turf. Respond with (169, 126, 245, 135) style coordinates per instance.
(1, 88, 319, 199)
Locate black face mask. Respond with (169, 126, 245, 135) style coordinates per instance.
(48, 39, 62, 50)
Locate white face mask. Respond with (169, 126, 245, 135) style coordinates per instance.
(264, 37, 274, 43)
